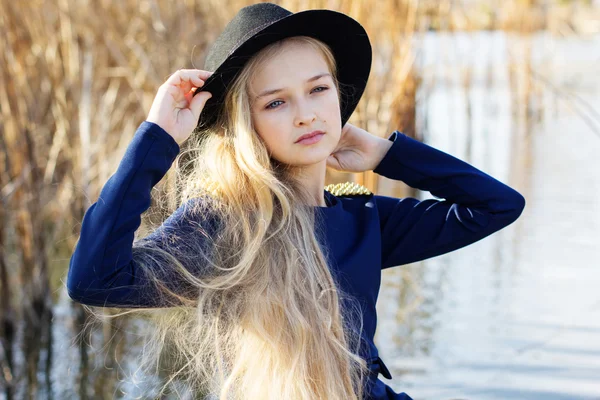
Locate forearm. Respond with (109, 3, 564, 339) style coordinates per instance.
(373, 131, 525, 215)
(67, 121, 180, 304)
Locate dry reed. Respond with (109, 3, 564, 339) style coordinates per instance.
(0, 0, 594, 398)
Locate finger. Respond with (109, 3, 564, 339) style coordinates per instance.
(184, 87, 202, 103)
(165, 73, 205, 94)
(184, 88, 196, 104)
(165, 69, 212, 86)
(189, 91, 213, 121)
(176, 68, 213, 79)
(181, 75, 205, 93)
(196, 69, 214, 80)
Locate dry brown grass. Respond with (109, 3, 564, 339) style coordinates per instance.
(0, 0, 594, 397)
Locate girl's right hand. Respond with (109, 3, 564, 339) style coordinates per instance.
(146, 69, 213, 145)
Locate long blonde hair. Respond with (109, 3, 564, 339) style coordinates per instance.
(129, 36, 369, 399)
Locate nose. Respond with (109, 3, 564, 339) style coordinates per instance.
(293, 100, 317, 127)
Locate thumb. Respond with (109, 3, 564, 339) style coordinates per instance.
(189, 91, 213, 121)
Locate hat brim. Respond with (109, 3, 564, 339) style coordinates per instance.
(193, 9, 372, 133)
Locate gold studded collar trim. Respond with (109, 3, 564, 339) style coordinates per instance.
(324, 182, 373, 197)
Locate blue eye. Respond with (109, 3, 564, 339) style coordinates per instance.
(266, 100, 283, 109)
(265, 87, 329, 110)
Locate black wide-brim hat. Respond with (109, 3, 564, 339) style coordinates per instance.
(193, 2, 372, 134)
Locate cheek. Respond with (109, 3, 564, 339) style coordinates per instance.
(255, 108, 284, 128)
(253, 121, 287, 156)
(253, 113, 273, 137)
(323, 92, 341, 118)
(256, 109, 296, 144)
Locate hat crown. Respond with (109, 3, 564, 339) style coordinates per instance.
(204, 3, 292, 71)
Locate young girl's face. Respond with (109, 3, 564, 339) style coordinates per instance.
(249, 40, 342, 167)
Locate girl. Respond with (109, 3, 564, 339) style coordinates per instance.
(67, 3, 525, 399)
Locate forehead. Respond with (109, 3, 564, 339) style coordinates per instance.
(249, 40, 330, 92)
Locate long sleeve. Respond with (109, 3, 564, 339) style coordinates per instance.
(373, 131, 526, 269)
(67, 121, 214, 308)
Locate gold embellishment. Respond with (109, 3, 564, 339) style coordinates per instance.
(182, 176, 222, 200)
(324, 182, 373, 197)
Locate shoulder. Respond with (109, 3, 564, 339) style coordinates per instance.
(161, 195, 222, 230)
(324, 182, 373, 199)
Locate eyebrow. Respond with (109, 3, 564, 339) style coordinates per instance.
(254, 73, 332, 101)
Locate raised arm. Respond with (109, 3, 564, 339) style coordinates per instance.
(373, 131, 525, 269)
(68, 69, 216, 307)
(67, 121, 216, 307)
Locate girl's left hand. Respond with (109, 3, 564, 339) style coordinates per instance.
(327, 123, 393, 172)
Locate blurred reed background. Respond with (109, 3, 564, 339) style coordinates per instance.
(1, 0, 599, 399)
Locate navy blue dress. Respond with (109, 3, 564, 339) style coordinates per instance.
(67, 121, 525, 399)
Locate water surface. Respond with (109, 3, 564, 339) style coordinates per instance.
(374, 31, 600, 400)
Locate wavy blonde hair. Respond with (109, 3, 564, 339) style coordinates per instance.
(127, 36, 369, 399)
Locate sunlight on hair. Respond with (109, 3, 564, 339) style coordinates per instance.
(88, 36, 370, 400)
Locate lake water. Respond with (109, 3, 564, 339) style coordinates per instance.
(374, 31, 600, 399)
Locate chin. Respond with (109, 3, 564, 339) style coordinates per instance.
(276, 139, 336, 166)
(294, 152, 332, 167)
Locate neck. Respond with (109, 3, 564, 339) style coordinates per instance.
(293, 159, 328, 207)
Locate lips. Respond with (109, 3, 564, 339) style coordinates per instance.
(295, 130, 324, 143)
